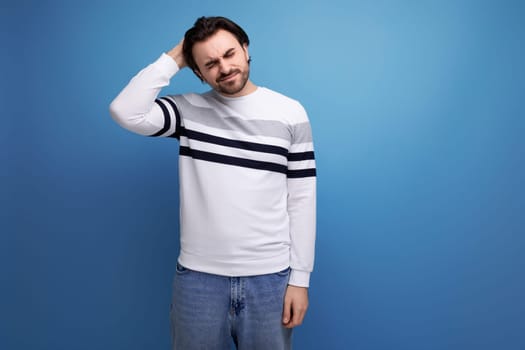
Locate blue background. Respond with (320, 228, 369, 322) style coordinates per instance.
(2, 0, 524, 349)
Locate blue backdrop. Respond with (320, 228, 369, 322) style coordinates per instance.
(2, 1, 524, 349)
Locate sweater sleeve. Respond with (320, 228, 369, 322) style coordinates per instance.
(109, 53, 182, 138)
(287, 106, 317, 288)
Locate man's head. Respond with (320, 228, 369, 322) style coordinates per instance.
(183, 16, 253, 96)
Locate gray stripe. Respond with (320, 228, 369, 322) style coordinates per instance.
(291, 122, 313, 144)
(171, 94, 296, 141)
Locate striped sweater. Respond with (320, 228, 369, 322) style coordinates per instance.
(109, 53, 316, 287)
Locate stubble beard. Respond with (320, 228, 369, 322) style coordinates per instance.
(215, 66, 250, 96)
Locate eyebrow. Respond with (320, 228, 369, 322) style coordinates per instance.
(204, 48, 236, 68)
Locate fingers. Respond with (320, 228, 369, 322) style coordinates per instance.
(292, 302, 307, 327)
(282, 286, 309, 328)
(167, 38, 187, 68)
(283, 301, 308, 328)
(282, 298, 292, 326)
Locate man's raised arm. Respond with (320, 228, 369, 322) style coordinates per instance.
(109, 40, 186, 137)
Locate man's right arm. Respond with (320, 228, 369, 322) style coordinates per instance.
(109, 40, 186, 137)
(166, 40, 186, 69)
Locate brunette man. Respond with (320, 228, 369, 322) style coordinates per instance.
(110, 16, 316, 350)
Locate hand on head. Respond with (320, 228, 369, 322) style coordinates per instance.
(167, 38, 187, 69)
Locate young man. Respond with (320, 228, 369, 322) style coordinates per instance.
(110, 16, 316, 350)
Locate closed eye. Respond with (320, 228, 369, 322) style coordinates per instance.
(223, 49, 235, 58)
(203, 48, 236, 69)
(205, 60, 218, 69)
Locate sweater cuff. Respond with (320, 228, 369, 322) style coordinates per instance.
(288, 269, 310, 288)
(157, 52, 180, 76)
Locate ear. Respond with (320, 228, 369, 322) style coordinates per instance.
(242, 43, 250, 61)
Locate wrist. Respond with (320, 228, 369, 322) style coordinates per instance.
(166, 47, 185, 68)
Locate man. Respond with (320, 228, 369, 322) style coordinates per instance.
(110, 16, 316, 350)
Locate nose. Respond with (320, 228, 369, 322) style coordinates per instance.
(218, 59, 230, 73)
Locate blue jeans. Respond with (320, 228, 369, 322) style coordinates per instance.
(170, 263, 292, 350)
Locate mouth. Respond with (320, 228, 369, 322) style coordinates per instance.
(218, 70, 239, 83)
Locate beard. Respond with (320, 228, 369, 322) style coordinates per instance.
(214, 65, 250, 96)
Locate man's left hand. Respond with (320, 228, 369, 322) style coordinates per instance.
(282, 285, 309, 328)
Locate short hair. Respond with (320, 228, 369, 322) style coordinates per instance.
(183, 16, 250, 79)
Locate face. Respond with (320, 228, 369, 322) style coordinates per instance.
(192, 29, 253, 97)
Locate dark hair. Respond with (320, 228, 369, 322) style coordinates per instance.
(183, 16, 250, 80)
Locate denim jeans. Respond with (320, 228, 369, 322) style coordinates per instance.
(170, 263, 292, 350)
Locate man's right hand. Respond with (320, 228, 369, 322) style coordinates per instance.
(167, 38, 186, 69)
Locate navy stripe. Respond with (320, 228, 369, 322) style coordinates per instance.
(179, 127, 288, 157)
(288, 151, 315, 161)
(160, 97, 181, 140)
(287, 168, 317, 178)
(180, 146, 287, 174)
(150, 99, 171, 137)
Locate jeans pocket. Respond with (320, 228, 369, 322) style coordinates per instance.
(175, 262, 190, 275)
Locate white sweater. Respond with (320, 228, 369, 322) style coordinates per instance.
(110, 53, 316, 287)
